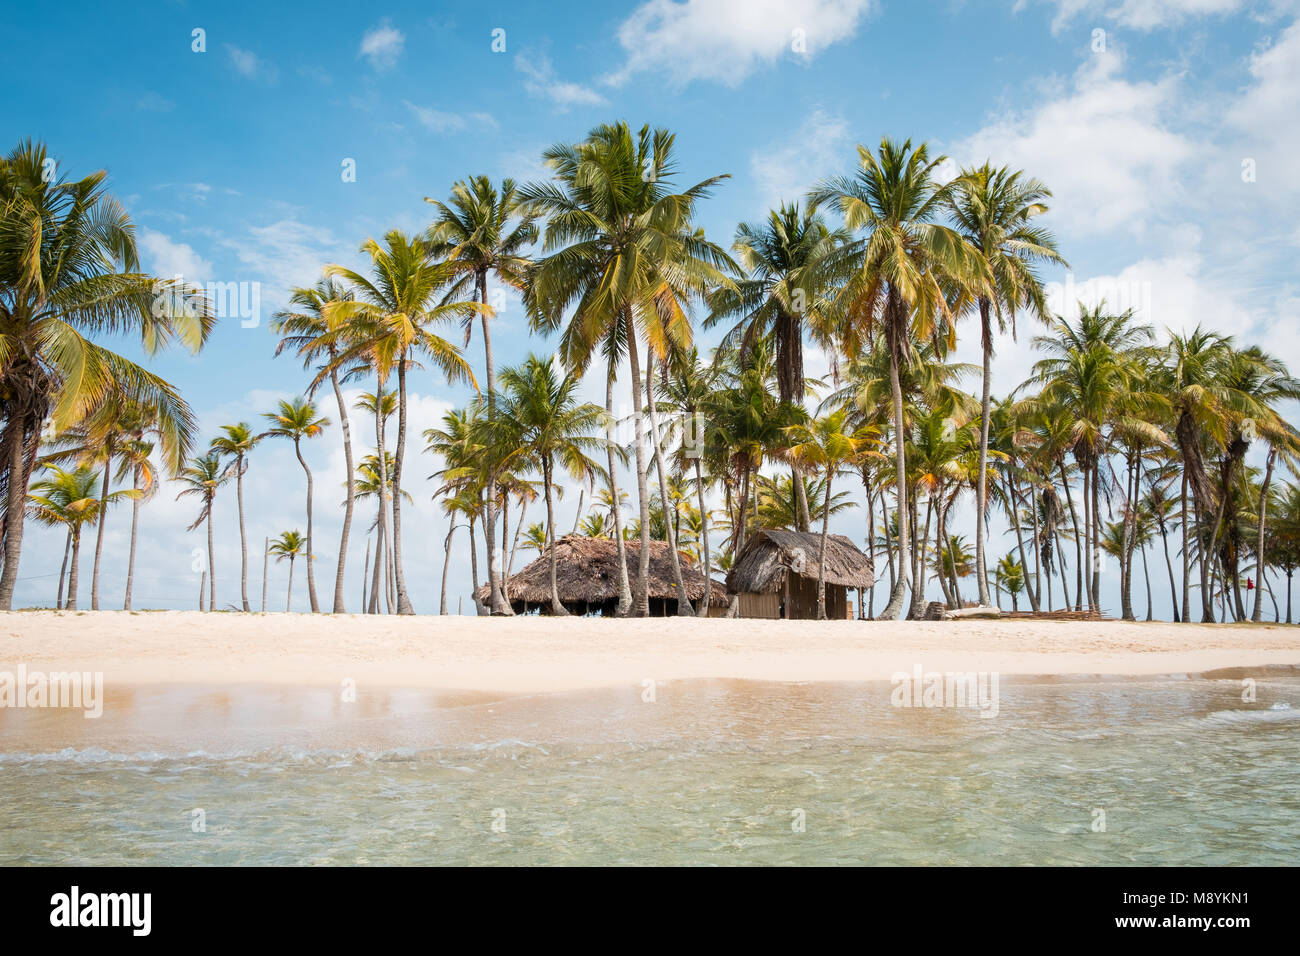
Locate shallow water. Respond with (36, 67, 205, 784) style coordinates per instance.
(1, 674, 1298, 865)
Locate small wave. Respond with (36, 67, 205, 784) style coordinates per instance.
(1201, 705, 1300, 726)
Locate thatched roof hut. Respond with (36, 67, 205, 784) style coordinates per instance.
(477, 534, 728, 616)
(725, 529, 874, 620)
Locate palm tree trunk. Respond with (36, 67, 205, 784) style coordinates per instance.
(468, 515, 484, 615)
(330, 366, 355, 614)
(793, 465, 812, 532)
(543, 460, 567, 616)
(67, 529, 83, 609)
(207, 504, 216, 611)
(695, 457, 711, 614)
(974, 297, 993, 606)
(0, 419, 37, 611)
(626, 326, 653, 617)
(1091, 463, 1102, 613)
(604, 368, 632, 616)
(124, 465, 142, 610)
(508, 496, 528, 580)
(1141, 540, 1153, 621)
(1120, 454, 1136, 621)
(1252, 447, 1275, 622)
(293, 438, 320, 613)
(368, 513, 384, 614)
(880, 329, 911, 620)
(1005, 472, 1040, 612)
(286, 556, 295, 612)
(645, 354, 693, 616)
(1059, 462, 1083, 611)
(479, 271, 509, 616)
(91, 450, 112, 610)
(390, 357, 414, 614)
(235, 453, 250, 612)
(262, 536, 269, 612)
(1156, 517, 1179, 622)
(1028, 475, 1043, 608)
(440, 524, 456, 615)
(57, 529, 71, 609)
(816, 473, 832, 620)
(1180, 469, 1192, 622)
(360, 536, 370, 613)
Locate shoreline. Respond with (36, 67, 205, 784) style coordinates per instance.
(3, 610, 1298, 694)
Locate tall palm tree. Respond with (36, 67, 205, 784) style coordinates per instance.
(706, 202, 846, 529)
(210, 423, 264, 612)
(426, 405, 489, 615)
(273, 278, 361, 614)
(784, 409, 876, 619)
(175, 451, 229, 611)
(426, 175, 539, 616)
(522, 122, 734, 615)
(267, 530, 306, 612)
(263, 398, 329, 613)
(948, 163, 1065, 605)
(28, 465, 134, 609)
(0, 140, 212, 609)
(322, 231, 477, 614)
(489, 355, 608, 615)
(811, 137, 986, 619)
(352, 450, 409, 614)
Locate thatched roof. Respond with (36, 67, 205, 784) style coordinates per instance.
(477, 535, 728, 608)
(725, 529, 874, 594)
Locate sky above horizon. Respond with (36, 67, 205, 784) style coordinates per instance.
(4, 0, 1299, 615)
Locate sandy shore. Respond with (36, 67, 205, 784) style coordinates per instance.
(2, 610, 1298, 693)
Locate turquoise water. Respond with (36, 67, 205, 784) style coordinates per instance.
(1, 675, 1298, 865)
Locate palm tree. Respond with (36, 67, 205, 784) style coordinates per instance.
(352, 451, 410, 614)
(426, 175, 539, 616)
(489, 355, 608, 615)
(273, 278, 361, 614)
(993, 551, 1025, 611)
(426, 405, 490, 614)
(0, 140, 212, 609)
(785, 409, 876, 619)
(706, 202, 846, 529)
(210, 423, 264, 612)
(322, 231, 478, 615)
(267, 530, 306, 612)
(521, 521, 548, 553)
(263, 398, 329, 613)
(811, 137, 986, 619)
(27, 465, 134, 609)
(522, 122, 734, 615)
(175, 452, 230, 610)
(949, 163, 1065, 605)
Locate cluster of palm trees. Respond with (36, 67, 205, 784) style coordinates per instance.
(5, 130, 1300, 622)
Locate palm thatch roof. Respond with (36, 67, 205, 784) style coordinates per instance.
(725, 528, 874, 594)
(477, 535, 728, 609)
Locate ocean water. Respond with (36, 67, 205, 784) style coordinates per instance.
(1, 674, 1298, 865)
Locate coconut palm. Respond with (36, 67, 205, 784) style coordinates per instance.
(175, 451, 230, 610)
(784, 409, 877, 619)
(0, 140, 212, 609)
(263, 398, 330, 613)
(810, 137, 986, 619)
(488, 355, 608, 615)
(322, 231, 478, 614)
(352, 451, 410, 615)
(28, 465, 134, 609)
(273, 278, 362, 614)
(948, 163, 1065, 605)
(426, 176, 539, 616)
(522, 122, 735, 615)
(705, 202, 847, 529)
(210, 423, 264, 612)
(267, 530, 307, 612)
(992, 551, 1025, 611)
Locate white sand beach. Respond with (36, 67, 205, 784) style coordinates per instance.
(2, 611, 1298, 693)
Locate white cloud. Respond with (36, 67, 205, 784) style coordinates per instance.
(359, 19, 405, 71)
(1020, 0, 1246, 33)
(136, 91, 175, 112)
(606, 0, 876, 88)
(750, 108, 850, 211)
(403, 100, 498, 133)
(954, 49, 1193, 237)
(515, 51, 606, 109)
(225, 44, 277, 81)
(138, 229, 213, 282)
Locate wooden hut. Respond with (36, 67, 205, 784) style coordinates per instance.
(476, 534, 728, 616)
(725, 529, 874, 620)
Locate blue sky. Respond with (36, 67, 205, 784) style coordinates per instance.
(4, 0, 1299, 614)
